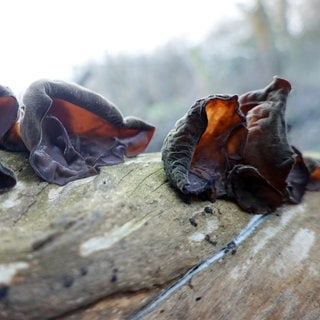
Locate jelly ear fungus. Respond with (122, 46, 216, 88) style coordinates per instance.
(162, 77, 320, 214)
(20, 79, 155, 185)
(0, 85, 23, 191)
(162, 94, 245, 200)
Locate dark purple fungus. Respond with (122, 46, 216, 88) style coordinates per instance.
(303, 156, 320, 191)
(162, 77, 320, 214)
(20, 79, 155, 185)
(239, 77, 295, 193)
(0, 85, 25, 151)
(239, 77, 310, 206)
(227, 165, 283, 214)
(286, 146, 309, 203)
(0, 85, 21, 191)
(0, 162, 16, 192)
(162, 94, 245, 200)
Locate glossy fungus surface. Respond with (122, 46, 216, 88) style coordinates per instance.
(162, 77, 320, 213)
(20, 79, 155, 185)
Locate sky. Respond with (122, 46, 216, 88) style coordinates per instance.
(1, 0, 244, 95)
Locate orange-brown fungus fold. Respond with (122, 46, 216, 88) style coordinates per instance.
(303, 156, 320, 191)
(162, 77, 320, 214)
(189, 95, 245, 198)
(20, 79, 155, 185)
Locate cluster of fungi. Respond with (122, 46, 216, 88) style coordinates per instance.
(0, 79, 155, 187)
(0, 77, 319, 214)
(162, 77, 320, 213)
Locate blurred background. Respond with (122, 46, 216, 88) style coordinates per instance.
(1, 0, 319, 152)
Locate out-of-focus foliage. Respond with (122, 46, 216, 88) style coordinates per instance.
(73, 0, 320, 152)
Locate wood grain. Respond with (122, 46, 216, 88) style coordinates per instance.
(0, 151, 253, 319)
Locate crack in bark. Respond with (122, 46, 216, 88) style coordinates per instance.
(130, 213, 269, 320)
(50, 286, 167, 320)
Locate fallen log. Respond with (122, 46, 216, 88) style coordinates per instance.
(0, 150, 319, 320)
(0, 150, 252, 320)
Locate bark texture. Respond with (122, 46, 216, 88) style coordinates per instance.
(0, 150, 319, 320)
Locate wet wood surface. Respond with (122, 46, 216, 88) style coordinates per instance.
(0, 150, 319, 320)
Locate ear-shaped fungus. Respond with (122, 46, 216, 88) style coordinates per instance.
(20, 79, 155, 185)
(162, 94, 245, 200)
(0, 85, 20, 191)
(227, 77, 308, 212)
(303, 156, 320, 191)
(0, 162, 16, 192)
(227, 165, 283, 213)
(239, 77, 311, 204)
(0, 85, 24, 151)
(286, 146, 309, 203)
(238, 78, 297, 196)
(162, 77, 319, 214)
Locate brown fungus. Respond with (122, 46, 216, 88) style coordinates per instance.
(20, 79, 155, 185)
(227, 165, 284, 214)
(239, 77, 295, 191)
(303, 156, 320, 191)
(238, 77, 312, 203)
(0, 162, 16, 192)
(162, 77, 320, 214)
(162, 94, 245, 199)
(0, 85, 25, 151)
(286, 146, 309, 203)
(0, 85, 21, 191)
